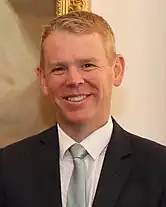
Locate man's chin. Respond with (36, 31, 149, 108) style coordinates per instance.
(66, 116, 89, 125)
(59, 113, 91, 125)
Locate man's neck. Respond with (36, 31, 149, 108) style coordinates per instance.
(57, 117, 109, 142)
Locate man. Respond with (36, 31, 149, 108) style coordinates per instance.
(0, 11, 166, 207)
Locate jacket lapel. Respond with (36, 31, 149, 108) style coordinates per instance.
(30, 120, 132, 207)
(30, 125, 62, 207)
(92, 120, 132, 207)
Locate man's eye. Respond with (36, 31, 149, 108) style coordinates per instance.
(82, 63, 96, 70)
(50, 67, 66, 75)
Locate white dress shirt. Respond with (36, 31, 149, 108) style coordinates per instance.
(58, 116, 113, 207)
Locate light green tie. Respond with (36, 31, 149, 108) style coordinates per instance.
(67, 143, 88, 207)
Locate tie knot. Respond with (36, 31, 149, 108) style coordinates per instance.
(69, 144, 87, 160)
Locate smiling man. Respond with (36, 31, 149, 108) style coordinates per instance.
(1, 11, 166, 207)
(40, 28, 124, 142)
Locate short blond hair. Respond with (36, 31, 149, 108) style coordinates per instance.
(40, 11, 116, 69)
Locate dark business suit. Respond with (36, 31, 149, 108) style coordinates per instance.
(1, 119, 166, 207)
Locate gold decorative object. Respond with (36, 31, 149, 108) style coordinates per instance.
(56, 0, 90, 16)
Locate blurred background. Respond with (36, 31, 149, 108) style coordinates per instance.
(0, 0, 166, 147)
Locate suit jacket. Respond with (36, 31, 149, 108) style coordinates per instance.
(1, 119, 166, 207)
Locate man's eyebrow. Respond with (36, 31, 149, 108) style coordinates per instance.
(47, 57, 98, 68)
(47, 61, 68, 68)
(79, 57, 98, 62)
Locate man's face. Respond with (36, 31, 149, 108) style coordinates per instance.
(40, 31, 124, 126)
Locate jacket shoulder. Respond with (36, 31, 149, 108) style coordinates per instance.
(1, 125, 58, 159)
(125, 130, 166, 164)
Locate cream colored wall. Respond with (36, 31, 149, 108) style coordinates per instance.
(1, 0, 165, 147)
(0, 0, 55, 147)
(92, 0, 166, 144)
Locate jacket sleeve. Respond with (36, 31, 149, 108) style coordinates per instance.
(159, 156, 166, 207)
(160, 181, 166, 207)
(0, 148, 6, 207)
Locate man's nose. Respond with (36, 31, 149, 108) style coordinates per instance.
(65, 67, 85, 87)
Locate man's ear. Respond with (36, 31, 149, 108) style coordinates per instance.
(35, 67, 49, 96)
(113, 54, 125, 87)
(35, 66, 41, 77)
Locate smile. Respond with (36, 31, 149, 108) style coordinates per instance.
(64, 95, 90, 102)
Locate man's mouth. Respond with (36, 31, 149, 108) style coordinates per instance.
(63, 95, 90, 102)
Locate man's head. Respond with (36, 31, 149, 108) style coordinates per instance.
(38, 11, 125, 135)
(40, 11, 116, 70)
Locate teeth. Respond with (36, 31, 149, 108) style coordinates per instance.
(67, 95, 86, 102)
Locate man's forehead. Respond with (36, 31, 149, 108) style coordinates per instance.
(47, 57, 99, 66)
(43, 30, 103, 45)
(42, 30, 111, 65)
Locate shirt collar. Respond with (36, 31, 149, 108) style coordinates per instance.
(58, 116, 113, 160)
